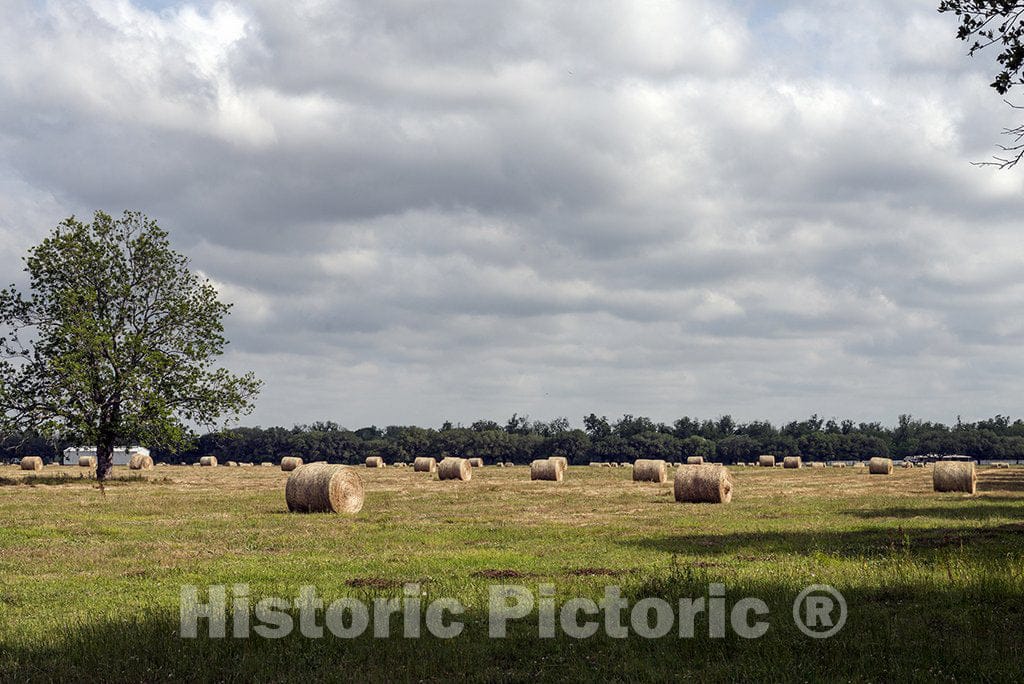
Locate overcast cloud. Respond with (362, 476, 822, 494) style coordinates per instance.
(1, 0, 1023, 429)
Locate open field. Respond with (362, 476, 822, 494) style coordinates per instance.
(2, 463, 1024, 681)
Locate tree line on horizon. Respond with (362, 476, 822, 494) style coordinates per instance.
(6, 413, 1024, 465)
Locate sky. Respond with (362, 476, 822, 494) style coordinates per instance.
(1, 0, 1023, 430)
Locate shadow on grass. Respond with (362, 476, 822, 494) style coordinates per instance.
(0, 474, 163, 487)
(843, 501, 1024, 521)
(3, 575, 1022, 682)
(978, 472, 1024, 493)
(619, 524, 1024, 560)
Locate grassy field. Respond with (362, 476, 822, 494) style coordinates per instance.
(2, 462, 1023, 682)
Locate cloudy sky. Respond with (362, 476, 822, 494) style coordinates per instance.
(1, 0, 1022, 429)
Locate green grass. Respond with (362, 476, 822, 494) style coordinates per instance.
(1, 463, 1023, 682)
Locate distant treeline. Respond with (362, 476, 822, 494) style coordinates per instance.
(7, 413, 1024, 465)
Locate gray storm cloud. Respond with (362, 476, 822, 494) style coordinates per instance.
(0, 0, 1022, 428)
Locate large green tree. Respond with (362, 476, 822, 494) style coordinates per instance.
(940, 0, 1024, 166)
(0, 211, 262, 480)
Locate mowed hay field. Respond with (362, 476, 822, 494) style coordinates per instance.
(2, 464, 1024, 681)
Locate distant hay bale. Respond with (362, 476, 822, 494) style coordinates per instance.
(632, 459, 667, 483)
(530, 459, 563, 482)
(674, 464, 733, 504)
(933, 461, 976, 494)
(280, 456, 303, 472)
(589, 462, 601, 467)
(685, 456, 704, 465)
(438, 457, 472, 481)
(468, 457, 484, 468)
(783, 456, 802, 469)
(758, 455, 775, 467)
(241, 462, 254, 467)
(413, 457, 438, 473)
(285, 462, 364, 514)
(227, 461, 239, 467)
(365, 456, 384, 468)
(20, 456, 43, 471)
(995, 462, 1010, 469)
(78, 455, 96, 468)
(900, 461, 913, 469)
(199, 456, 218, 467)
(261, 462, 273, 467)
(868, 457, 893, 475)
(128, 454, 153, 470)
(810, 462, 825, 468)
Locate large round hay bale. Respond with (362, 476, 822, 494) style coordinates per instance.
(783, 456, 802, 469)
(868, 457, 893, 475)
(674, 464, 733, 504)
(933, 461, 976, 494)
(685, 456, 704, 465)
(467, 457, 484, 468)
(199, 455, 217, 467)
(632, 459, 667, 483)
(900, 461, 913, 469)
(280, 456, 303, 472)
(530, 459, 563, 481)
(78, 455, 96, 468)
(365, 456, 384, 468)
(129, 454, 154, 470)
(758, 455, 775, 467)
(549, 456, 568, 472)
(414, 457, 437, 473)
(20, 456, 43, 471)
(285, 462, 364, 513)
(438, 457, 472, 481)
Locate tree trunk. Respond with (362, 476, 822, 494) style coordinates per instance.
(96, 438, 114, 481)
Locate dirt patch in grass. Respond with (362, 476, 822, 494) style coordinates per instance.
(564, 567, 626, 577)
(345, 577, 405, 590)
(472, 569, 536, 580)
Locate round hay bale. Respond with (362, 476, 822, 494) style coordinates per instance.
(995, 462, 1010, 469)
(20, 456, 43, 471)
(783, 456, 802, 469)
(900, 461, 913, 469)
(674, 464, 733, 504)
(129, 454, 154, 470)
(438, 457, 472, 481)
(530, 459, 563, 481)
(933, 461, 976, 494)
(549, 456, 568, 472)
(810, 461, 825, 469)
(868, 457, 893, 475)
(226, 461, 239, 467)
(261, 462, 273, 467)
(632, 459, 667, 483)
(285, 462, 364, 513)
(199, 455, 218, 467)
(685, 456, 704, 465)
(280, 456, 303, 472)
(365, 456, 384, 468)
(468, 457, 484, 468)
(78, 455, 96, 468)
(758, 455, 775, 467)
(413, 457, 437, 473)
(241, 462, 254, 467)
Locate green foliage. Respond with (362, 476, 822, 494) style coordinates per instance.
(940, 1, 1024, 166)
(0, 211, 261, 475)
